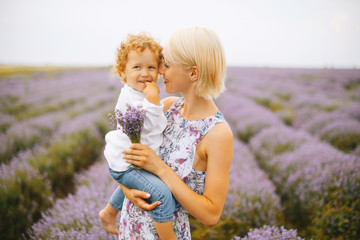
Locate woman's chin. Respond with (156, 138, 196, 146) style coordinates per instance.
(165, 87, 174, 94)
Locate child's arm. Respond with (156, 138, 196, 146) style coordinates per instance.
(143, 82, 160, 106)
(140, 82, 167, 153)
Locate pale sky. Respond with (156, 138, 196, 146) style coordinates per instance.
(1, 0, 360, 68)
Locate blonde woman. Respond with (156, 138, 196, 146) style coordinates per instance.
(118, 27, 233, 239)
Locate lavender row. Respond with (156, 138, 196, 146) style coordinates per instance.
(191, 138, 283, 239)
(27, 139, 302, 240)
(248, 125, 360, 238)
(0, 79, 119, 239)
(0, 103, 111, 185)
(0, 69, 118, 114)
(234, 225, 304, 240)
(0, 70, 122, 164)
(217, 80, 360, 238)
(224, 67, 360, 155)
(28, 159, 118, 240)
(0, 120, 107, 239)
(0, 69, 120, 125)
(216, 93, 283, 143)
(225, 67, 360, 107)
(0, 98, 114, 164)
(225, 138, 282, 226)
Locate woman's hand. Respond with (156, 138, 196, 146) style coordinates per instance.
(123, 143, 166, 175)
(119, 184, 160, 211)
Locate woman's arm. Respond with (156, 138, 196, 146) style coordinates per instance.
(124, 123, 233, 227)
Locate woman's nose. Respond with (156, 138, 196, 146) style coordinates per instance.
(159, 63, 165, 75)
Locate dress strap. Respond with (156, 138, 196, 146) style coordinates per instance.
(164, 97, 183, 119)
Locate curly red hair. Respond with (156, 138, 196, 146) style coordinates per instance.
(113, 33, 163, 81)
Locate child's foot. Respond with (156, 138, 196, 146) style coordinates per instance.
(99, 208, 119, 235)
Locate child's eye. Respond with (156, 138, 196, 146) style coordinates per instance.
(134, 66, 140, 69)
(149, 66, 156, 69)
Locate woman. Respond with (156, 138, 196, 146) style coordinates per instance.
(118, 27, 233, 239)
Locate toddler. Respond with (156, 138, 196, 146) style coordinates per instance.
(99, 33, 176, 240)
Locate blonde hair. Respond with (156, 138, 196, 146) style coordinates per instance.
(163, 27, 226, 99)
(113, 33, 163, 82)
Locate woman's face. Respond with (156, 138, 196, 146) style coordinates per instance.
(159, 62, 192, 95)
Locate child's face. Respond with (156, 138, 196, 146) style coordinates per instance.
(121, 48, 159, 92)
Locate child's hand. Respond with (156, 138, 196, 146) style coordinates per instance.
(143, 82, 160, 105)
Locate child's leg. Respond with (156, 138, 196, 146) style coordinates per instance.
(99, 202, 120, 235)
(108, 184, 125, 211)
(120, 168, 177, 239)
(99, 169, 126, 235)
(153, 221, 177, 240)
(99, 186, 124, 234)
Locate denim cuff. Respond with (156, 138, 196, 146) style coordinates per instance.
(152, 215, 173, 223)
(109, 200, 122, 211)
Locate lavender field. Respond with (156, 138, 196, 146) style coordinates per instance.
(1, 66, 359, 239)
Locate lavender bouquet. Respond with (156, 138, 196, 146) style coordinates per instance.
(108, 104, 145, 144)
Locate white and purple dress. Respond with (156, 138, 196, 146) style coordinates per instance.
(118, 97, 226, 240)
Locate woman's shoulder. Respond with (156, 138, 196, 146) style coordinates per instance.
(205, 121, 233, 146)
(161, 96, 180, 113)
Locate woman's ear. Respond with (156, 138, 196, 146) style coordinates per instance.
(190, 66, 199, 82)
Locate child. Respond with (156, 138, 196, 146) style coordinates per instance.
(99, 33, 176, 240)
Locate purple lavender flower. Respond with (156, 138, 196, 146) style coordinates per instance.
(237, 225, 304, 240)
(111, 104, 145, 144)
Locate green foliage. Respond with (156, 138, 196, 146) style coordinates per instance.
(275, 92, 292, 101)
(344, 78, 360, 91)
(30, 129, 102, 197)
(67, 100, 107, 119)
(323, 104, 339, 112)
(253, 97, 295, 126)
(0, 168, 53, 240)
(16, 99, 79, 120)
(269, 101, 284, 112)
(279, 107, 295, 126)
(0, 66, 83, 78)
(273, 142, 294, 155)
(0, 96, 78, 120)
(190, 216, 251, 240)
(299, 74, 316, 81)
(2, 102, 30, 115)
(281, 196, 312, 237)
(0, 134, 42, 164)
(254, 97, 271, 108)
(0, 128, 104, 239)
(309, 182, 360, 240)
(95, 116, 112, 138)
(320, 131, 360, 153)
(237, 125, 264, 143)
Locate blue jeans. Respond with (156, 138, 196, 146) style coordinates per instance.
(109, 167, 175, 223)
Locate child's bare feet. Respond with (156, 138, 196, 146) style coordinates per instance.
(99, 204, 119, 235)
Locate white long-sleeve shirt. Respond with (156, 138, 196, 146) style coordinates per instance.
(104, 84, 167, 172)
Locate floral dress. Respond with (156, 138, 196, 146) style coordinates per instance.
(118, 97, 226, 239)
